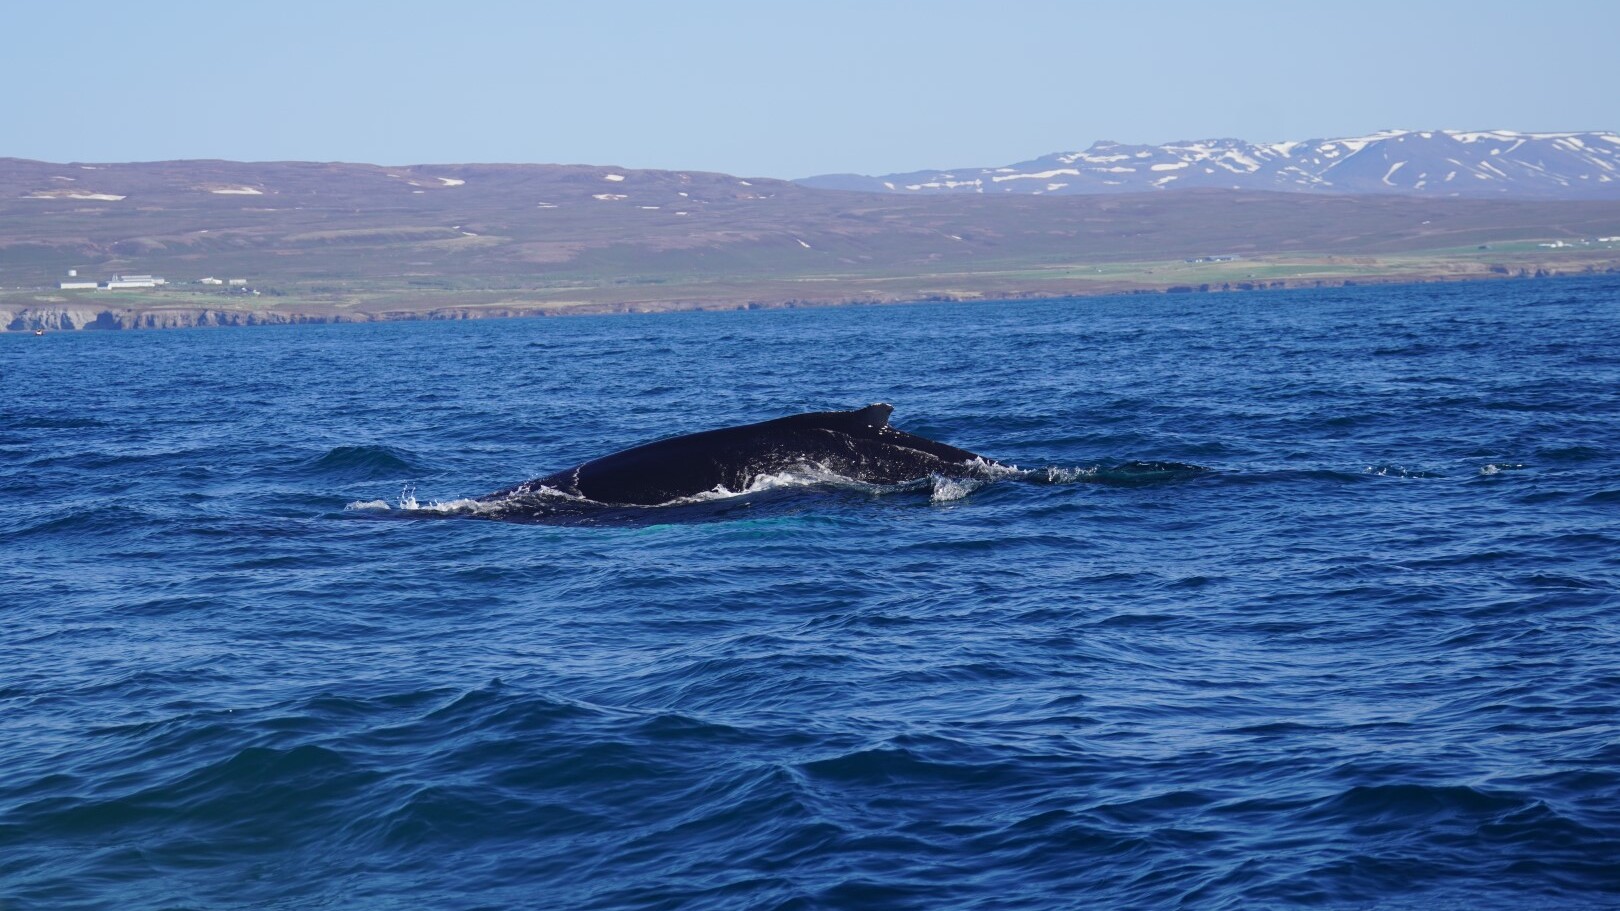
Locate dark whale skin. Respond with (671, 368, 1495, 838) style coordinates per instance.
(487, 404, 994, 506)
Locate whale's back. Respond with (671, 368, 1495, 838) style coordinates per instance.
(507, 404, 992, 506)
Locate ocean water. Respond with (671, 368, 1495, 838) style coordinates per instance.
(3, 278, 1618, 910)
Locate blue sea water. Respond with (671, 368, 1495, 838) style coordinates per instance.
(3, 278, 1619, 910)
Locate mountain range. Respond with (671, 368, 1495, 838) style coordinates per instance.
(799, 130, 1620, 200)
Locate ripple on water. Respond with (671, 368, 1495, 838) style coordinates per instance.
(3, 279, 1619, 909)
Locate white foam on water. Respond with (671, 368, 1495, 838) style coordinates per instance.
(1362, 464, 1452, 479)
(345, 499, 394, 511)
(1028, 465, 1100, 483)
(347, 483, 511, 517)
(474, 481, 592, 508)
(929, 476, 986, 502)
(1013, 461, 1209, 484)
(405, 497, 494, 515)
(653, 458, 1015, 507)
(962, 456, 1021, 479)
(661, 463, 856, 505)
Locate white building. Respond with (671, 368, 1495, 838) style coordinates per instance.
(97, 274, 168, 290)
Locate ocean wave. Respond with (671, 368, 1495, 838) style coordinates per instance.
(1, 414, 107, 431)
(303, 444, 425, 480)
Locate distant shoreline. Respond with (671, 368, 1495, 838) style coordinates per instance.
(5, 266, 1615, 334)
(8, 157, 1620, 335)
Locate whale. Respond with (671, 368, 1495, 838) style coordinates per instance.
(483, 403, 997, 507)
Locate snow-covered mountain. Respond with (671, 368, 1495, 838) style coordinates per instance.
(799, 130, 1620, 199)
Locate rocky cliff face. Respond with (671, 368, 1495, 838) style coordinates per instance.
(2, 308, 120, 331)
(0, 304, 589, 332)
(0, 307, 343, 332)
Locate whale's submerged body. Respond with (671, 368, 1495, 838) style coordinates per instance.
(485, 403, 997, 508)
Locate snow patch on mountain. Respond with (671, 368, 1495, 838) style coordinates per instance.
(799, 129, 1620, 199)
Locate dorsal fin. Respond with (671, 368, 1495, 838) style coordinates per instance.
(853, 403, 894, 427)
(761, 403, 896, 435)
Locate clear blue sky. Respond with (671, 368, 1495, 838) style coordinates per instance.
(5, 0, 1615, 178)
